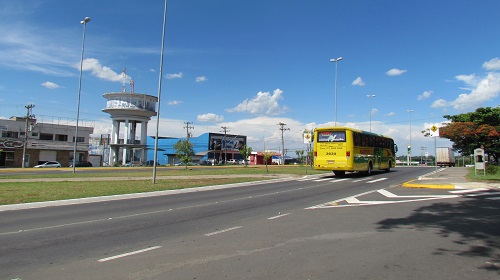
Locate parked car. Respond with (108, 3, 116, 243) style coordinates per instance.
(34, 161, 62, 168)
(69, 161, 92, 167)
(226, 159, 237, 164)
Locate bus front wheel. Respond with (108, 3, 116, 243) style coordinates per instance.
(385, 161, 392, 172)
(333, 171, 345, 177)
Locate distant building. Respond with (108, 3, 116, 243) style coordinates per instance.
(0, 117, 93, 167)
(147, 133, 247, 165)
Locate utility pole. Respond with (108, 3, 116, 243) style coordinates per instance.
(183, 122, 194, 140)
(22, 104, 35, 168)
(278, 122, 290, 165)
(221, 126, 229, 163)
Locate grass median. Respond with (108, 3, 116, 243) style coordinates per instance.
(0, 165, 325, 205)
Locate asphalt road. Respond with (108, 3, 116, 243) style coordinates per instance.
(1, 167, 499, 279)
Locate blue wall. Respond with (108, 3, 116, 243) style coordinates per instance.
(146, 133, 210, 165)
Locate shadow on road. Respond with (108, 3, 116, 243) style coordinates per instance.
(377, 196, 500, 273)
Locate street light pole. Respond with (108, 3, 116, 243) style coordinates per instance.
(330, 57, 343, 126)
(406, 109, 414, 166)
(366, 95, 376, 132)
(153, 0, 168, 183)
(72, 16, 90, 174)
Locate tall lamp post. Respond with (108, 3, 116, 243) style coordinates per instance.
(330, 57, 343, 126)
(72, 16, 90, 174)
(153, 0, 168, 183)
(366, 95, 376, 132)
(406, 109, 414, 166)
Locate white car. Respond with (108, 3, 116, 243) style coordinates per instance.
(34, 161, 62, 168)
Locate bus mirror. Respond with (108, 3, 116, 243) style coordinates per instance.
(394, 144, 398, 153)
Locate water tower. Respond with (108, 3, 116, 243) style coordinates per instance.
(102, 77, 157, 166)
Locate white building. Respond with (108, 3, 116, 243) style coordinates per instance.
(0, 117, 94, 167)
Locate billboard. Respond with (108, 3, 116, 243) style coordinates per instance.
(209, 133, 247, 152)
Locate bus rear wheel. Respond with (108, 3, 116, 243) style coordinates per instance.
(333, 171, 345, 177)
(365, 163, 373, 176)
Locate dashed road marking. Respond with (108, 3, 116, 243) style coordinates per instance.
(205, 226, 242, 237)
(98, 246, 162, 263)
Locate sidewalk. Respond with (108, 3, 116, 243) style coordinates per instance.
(402, 167, 500, 189)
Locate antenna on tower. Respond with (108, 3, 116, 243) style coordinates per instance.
(130, 78, 135, 93)
(122, 68, 127, 93)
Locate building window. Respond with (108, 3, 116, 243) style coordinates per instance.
(56, 134, 68, 141)
(39, 133, 54, 140)
(31, 132, 39, 137)
(1, 131, 19, 138)
(73, 137, 85, 143)
(5, 151, 14, 161)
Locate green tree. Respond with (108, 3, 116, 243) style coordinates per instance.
(262, 151, 274, 173)
(295, 150, 304, 164)
(173, 140, 194, 169)
(238, 144, 252, 166)
(437, 106, 500, 164)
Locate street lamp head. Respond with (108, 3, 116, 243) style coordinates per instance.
(330, 57, 343, 62)
(81, 17, 90, 24)
(367, 94, 376, 98)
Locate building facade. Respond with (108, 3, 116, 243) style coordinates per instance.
(0, 117, 93, 167)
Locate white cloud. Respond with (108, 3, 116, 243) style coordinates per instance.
(456, 74, 478, 85)
(41, 81, 60, 89)
(432, 73, 500, 112)
(226, 88, 287, 115)
(167, 100, 183, 105)
(195, 76, 207, 82)
(352, 77, 365, 86)
(449, 73, 500, 111)
(386, 112, 396, 117)
(197, 113, 224, 123)
(386, 68, 407, 76)
(417, 90, 432, 101)
(80, 58, 128, 82)
(431, 98, 448, 108)
(483, 58, 500, 71)
(166, 72, 183, 79)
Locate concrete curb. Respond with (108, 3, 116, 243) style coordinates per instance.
(402, 179, 457, 189)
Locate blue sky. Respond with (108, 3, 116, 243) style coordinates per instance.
(1, 0, 499, 157)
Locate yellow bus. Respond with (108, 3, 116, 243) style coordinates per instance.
(313, 127, 398, 177)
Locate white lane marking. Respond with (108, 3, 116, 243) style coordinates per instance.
(378, 189, 457, 198)
(314, 178, 332, 182)
(267, 213, 291, 220)
(466, 192, 500, 197)
(449, 188, 489, 194)
(352, 177, 373, 183)
(366, 178, 387, 184)
(205, 226, 242, 237)
(98, 246, 162, 263)
(307, 188, 461, 209)
(329, 178, 349, 183)
(313, 196, 459, 208)
(487, 197, 500, 200)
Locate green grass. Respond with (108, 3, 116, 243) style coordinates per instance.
(0, 177, 267, 205)
(467, 165, 500, 181)
(0, 165, 325, 179)
(0, 165, 327, 205)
